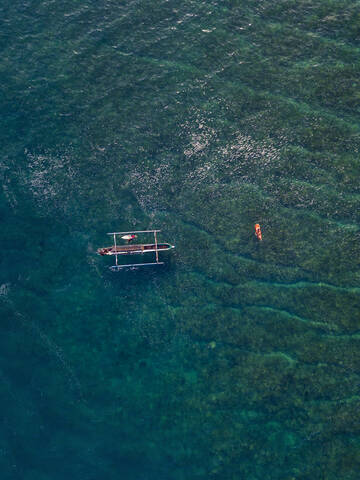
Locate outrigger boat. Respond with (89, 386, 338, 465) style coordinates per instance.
(97, 230, 175, 271)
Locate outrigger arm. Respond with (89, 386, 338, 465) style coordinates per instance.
(113, 233, 117, 266)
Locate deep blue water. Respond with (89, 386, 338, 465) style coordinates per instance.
(1, 1, 360, 479)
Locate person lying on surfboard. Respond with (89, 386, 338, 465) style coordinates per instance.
(255, 224, 262, 241)
(121, 234, 137, 243)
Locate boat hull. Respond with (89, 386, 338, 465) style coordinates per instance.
(98, 243, 174, 256)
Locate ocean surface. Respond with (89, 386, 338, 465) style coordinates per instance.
(1, 1, 360, 479)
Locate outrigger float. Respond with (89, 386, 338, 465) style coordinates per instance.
(97, 230, 175, 271)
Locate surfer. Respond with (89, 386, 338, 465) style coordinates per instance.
(121, 234, 137, 243)
(255, 224, 262, 241)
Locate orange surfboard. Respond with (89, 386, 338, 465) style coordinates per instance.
(255, 224, 262, 241)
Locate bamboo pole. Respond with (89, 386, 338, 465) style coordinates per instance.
(114, 234, 118, 265)
(154, 231, 159, 263)
(107, 230, 161, 235)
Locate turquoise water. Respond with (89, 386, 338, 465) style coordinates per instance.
(1, 1, 360, 478)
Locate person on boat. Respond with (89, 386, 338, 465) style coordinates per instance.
(121, 234, 137, 243)
(255, 224, 262, 241)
